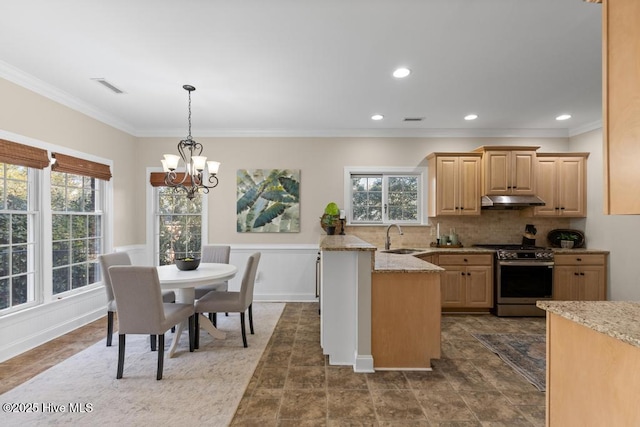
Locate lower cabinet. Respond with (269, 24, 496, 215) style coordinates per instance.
(553, 253, 607, 301)
(436, 254, 493, 310)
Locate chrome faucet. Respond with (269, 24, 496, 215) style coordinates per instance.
(385, 223, 403, 250)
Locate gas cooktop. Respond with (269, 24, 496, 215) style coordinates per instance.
(473, 244, 554, 261)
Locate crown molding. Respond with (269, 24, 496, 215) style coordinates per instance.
(568, 120, 602, 137)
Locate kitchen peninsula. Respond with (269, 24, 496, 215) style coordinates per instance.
(537, 301, 640, 426)
(319, 235, 443, 372)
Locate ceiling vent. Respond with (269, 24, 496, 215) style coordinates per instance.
(403, 117, 425, 122)
(91, 78, 124, 94)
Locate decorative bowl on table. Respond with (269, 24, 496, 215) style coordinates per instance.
(175, 257, 201, 271)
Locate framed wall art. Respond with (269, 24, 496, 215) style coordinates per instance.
(236, 169, 300, 233)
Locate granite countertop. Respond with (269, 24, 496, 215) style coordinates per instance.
(374, 251, 444, 273)
(319, 235, 377, 251)
(537, 301, 640, 349)
(550, 248, 610, 254)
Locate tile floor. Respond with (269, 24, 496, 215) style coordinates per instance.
(0, 303, 546, 426)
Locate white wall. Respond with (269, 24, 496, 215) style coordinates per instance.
(570, 129, 640, 300)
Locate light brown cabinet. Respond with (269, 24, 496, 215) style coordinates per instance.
(553, 253, 607, 301)
(603, 0, 640, 214)
(474, 146, 539, 196)
(427, 153, 482, 217)
(437, 253, 493, 310)
(534, 154, 589, 217)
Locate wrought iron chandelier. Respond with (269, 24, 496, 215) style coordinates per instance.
(161, 84, 220, 200)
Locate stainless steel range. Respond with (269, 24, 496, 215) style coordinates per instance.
(476, 245, 554, 317)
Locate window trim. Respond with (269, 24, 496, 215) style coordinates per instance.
(343, 166, 427, 226)
(146, 167, 209, 267)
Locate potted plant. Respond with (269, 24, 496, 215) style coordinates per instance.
(558, 232, 578, 249)
(320, 202, 340, 235)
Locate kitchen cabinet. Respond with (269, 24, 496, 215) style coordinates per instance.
(534, 153, 588, 217)
(371, 272, 441, 369)
(553, 253, 607, 301)
(474, 146, 539, 196)
(426, 153, 482, 216)
(603, 0, 640, 214)
(437, 253, 493, 310)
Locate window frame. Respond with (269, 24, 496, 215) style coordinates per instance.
(147, 168, 208, 267)
(343, 166, 427, 226)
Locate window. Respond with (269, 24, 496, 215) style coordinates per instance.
(154, 186, 203, 266)
(0, 163, 37, 311)
(345, 167, 425, 225)
(51, 171, 103, 294)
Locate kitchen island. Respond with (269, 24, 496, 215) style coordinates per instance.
(537, 301, 640, 426)
(319, 235, 443, 372)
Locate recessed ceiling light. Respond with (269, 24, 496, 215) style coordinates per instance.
(371, 114, 384, 121)
(392, 68, 411, 78)
(556, 114, 572, 121)
(464, 114, 478, 121)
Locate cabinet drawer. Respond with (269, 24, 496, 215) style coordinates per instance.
(554, 254, 606, 266)
(437, 254, 493, 266)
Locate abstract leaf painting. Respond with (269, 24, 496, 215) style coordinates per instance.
(237, 169, 300, 233)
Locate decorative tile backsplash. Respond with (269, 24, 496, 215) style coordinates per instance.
(344, 210, 573, 249)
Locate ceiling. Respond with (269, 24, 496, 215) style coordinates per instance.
(0, 0, 602, 138)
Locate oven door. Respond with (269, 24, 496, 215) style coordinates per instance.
(497, 261, 554, 304)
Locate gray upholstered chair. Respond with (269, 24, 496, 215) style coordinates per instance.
(194, 252, 260, 348)
(108, 265, 195, 380)
(194, 245, 231, 325)
(98, 252, 176, 347)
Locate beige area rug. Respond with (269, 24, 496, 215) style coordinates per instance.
(1, 302, 284, 426)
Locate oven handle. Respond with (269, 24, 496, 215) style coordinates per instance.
(498, 261, 554, 267)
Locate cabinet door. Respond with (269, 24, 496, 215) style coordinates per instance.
(484, 151, 510, 194)
(441, 268, 465, 307)
(578, 266, 607, 301)
(511, 151, 536, 195)
(558, 157, 586, 217)
(553, 266, 578, 300)
(459, 156, 481, 215)
(435, 157, 459, 215)
(534, 157, 559, 216)
(465, 265, 493, 307)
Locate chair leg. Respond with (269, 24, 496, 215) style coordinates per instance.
(194, 314, 200, 350)
(189, 315, 195, 352)
(157, 334, 164, 380)
(107, 311, 114, 347)
(171, 325, 175, 333)
(116, 334, 125, 379)
(248, 304, 254, 335)
(150, 334, 157, 351)
(209, 312, 217, 327)
(240, 312, 248, 348)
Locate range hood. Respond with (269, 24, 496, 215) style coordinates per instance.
(481, 195, 546, 209)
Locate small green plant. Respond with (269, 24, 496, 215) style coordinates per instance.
(559, 232, 579, 241)
(320, 202, 340, 229)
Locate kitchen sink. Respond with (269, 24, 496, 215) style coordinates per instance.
(381, 248, 422, 254)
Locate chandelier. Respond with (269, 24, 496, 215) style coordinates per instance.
(161, 84, 220, 200)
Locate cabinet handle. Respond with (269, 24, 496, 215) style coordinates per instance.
(576, 258, 582, 262)
(555, 207, 560, 210)
(460, 207, 464, 210)
(574, 272, 579, 276)
(560, 207, 565, 210)
(463, 258, 468, 262)
(580, 272, 585, 276)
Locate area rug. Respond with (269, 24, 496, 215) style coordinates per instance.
(0, 302, 284, 426)
(472, 333, 546, 392)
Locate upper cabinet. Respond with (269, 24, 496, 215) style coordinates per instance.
(534, 153, 589, 218)
(603, 0, 640, 214)
(473, 146, 539, 196)
(427, 153, 482, 217)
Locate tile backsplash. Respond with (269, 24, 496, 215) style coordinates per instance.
(343, 210, 574, 249)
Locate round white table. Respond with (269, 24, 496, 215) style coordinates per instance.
(157, 262, 238, 357)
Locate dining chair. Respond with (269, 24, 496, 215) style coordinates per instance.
(108, 265, 195, 380)
(194, 252, 260, 348)
(99, 252, 176, 347)
(194, 245, 231, 325)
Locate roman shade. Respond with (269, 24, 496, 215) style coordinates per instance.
(51, 153, 112, 181)
(149, 171, 194, 187)
(0, 139, 50, 169)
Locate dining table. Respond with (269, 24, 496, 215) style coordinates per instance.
(156, 262, 238, 358)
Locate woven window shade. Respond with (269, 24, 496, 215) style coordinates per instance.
(52, 153, 112, 181)
(149, 172, 193, 187)
(0, 139, 50, 169)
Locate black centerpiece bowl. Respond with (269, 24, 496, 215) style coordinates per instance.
(175, 257, 201, 271)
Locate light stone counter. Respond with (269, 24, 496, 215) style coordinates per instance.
(319, 235, 377, 251)
(537, 300, 640, 348)
(374, 252, 443, 273)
